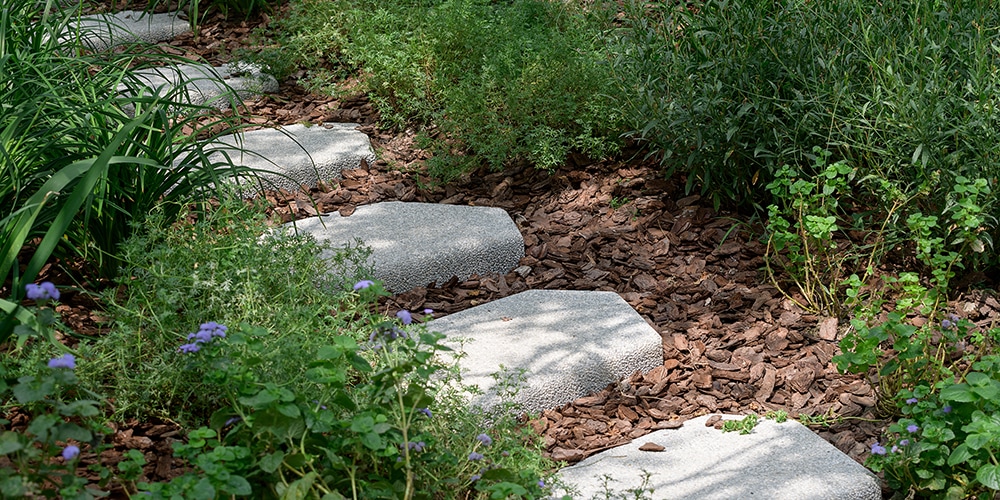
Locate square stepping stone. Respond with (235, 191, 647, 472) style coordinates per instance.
(289, 202, 523, 292)
(67, 11, 190, 51)
(124, 62, 277, 109)
(430, 289, 663, 414)
(555, 414, 881, 500)
(209, 123, 376, 192)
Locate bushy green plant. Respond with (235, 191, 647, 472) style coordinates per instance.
(77, 197, 372, 422)
(3, 279, 558, 499)
(0, 0, 267, 343)
(611, 0, 1000, 219)
(242, 0, 623, 179)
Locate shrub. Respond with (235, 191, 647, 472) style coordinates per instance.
(242, 0, 624, 179)
(611, 0, 1000, 220)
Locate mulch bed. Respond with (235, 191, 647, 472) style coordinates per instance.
(9, 3, 1000, 496)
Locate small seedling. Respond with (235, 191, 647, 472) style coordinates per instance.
(721, 414, 759, 435)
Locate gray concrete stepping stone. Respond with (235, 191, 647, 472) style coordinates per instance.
(209, 123, 376, 191)
(67, 11, 190, 51)
(555, 414, 881, 500)
(124, 62, 277, 109)
(289, 202, 523, 292)
(431, 289, 662, 414)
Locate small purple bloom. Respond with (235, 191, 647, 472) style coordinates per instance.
(476, 433, 493, 446)
(891, 445, 899, 453)
(907, 424, 919, 433)
(905, 397, 918, 405)
(871, 442, 887, 455)
(48, 354, 76, 370)
(418, 408, 432, 418)
(193, 330, 213, 343)
(941, 319, 953, 329)
(538, 480, 546, 488)
(407, 441, 426, 452)
(423, 308, 433, 314)
(396, 310, 412, 325)
(26, 282, 60, 301)
(899, 439, 909, 446)
(224, 417, 242, 427)
(471, 474, 481, 482)
(62, 445, 80, 460)
(948, 313, 960, 323)
(178, 343, 201, 354)
(468, 452, 484, 461)
(942, 406, 952, 414)
(353, 280, 375, 291)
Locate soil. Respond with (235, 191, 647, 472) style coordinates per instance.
(7, 3, 1000, 497)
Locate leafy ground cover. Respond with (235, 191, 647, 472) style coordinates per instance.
(4, 0, 1000, 498)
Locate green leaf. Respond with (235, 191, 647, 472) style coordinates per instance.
(239, 389, 279, 408)
(360, 432, 383, 450)
(976, 464, 1000, 490)
(940, 383, 975, 402)
(315, 345, 343, 360)
(190, 477, 216, 500)
(281, 471, 317, 500)
(224, 475, 252, 496)
(0, 432, 24, 455)
(948, 444, 973, 466)
(277, 403, 301, 418)
(259, 450, 285, 473)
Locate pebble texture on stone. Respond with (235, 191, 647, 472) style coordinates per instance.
(67, 11, 190, 51)
(555, 414, 881, 500)
(431, 289, 663, 414)
(209, 123, 376, 191)
(123, 62, 278, 109)
(289, 202, 524, 292)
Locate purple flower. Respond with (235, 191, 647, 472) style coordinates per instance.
(26, 282, 60, 301)
(907, 424, 919, 433)
(891, 445, 899, 453)
(476, 433, 493, 446)
(871, 442, 887, 455)
(468, 452, 484, 461)
(941, 319, 953, 329)
(48, 354, 76, 370)
(396, 310, 412, 325)
(423, 308, 433, 314)
(353, 280, 375, 291)
(62, 445, 80, 460)
(407, 441, 426, 452)
(471, 474, 481, 482)
(948, 313, 960, 324)
(538, 480, 546, 488)
(189, 330, 213, 343)
(942, 406, 952, 414)
(224, 417, 242, 427)
(905, 398, 918, 405)
(200, 322, 227, 337)
(418, 408, 432, 418)
(899, 439, 909, 446)
(178, 343, 200, 354)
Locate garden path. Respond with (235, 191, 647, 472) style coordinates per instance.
(48, 3, 995, 497)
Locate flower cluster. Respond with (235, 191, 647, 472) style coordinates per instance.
(26, 282, 60, 302)
(940, 313, 960, 329)
(178, 322, 228, 354)
(48, 353, 76, 370)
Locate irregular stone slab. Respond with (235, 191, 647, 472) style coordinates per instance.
(209, 123, 376, 191)
(124, 62, 277, 109)
(67, 11, 189, 51)
(431, 289, 662, 414)
(555, 414, 881, 500)
(290, 202, 523, 292)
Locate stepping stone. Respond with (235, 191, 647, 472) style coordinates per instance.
(67, 11, 190, 51)
(209, 123, 376, 192)
(289, 202, 523, 292)
(430, 289, 663, 414)
(124, 62, 277, 109)
(555, 414, 881, 500)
